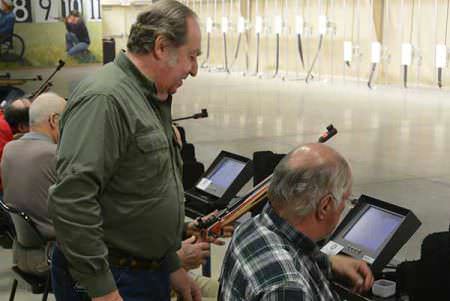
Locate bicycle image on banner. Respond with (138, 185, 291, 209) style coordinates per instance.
(0, 0, 102, 67)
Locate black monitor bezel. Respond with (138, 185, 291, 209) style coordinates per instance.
(332, 202, 406, 261)
(194, 151, 251, 198)
(341, 204, 405, 257)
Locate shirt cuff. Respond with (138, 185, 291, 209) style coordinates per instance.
(74, 268, 117, 298)
(166, 250, 181, 273)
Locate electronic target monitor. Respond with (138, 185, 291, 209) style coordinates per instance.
(321, 195, 421, 273)
(185, 150, 253, 218)
(196, 156, 248, 198)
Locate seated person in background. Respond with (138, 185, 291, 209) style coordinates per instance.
(0, 0, 15, 40)
(1, 92, 66, 274)
(65, 10, 90, 57)
(0, 97, 30, 196)
(0, 98, 30, 244)
(4, 97, 31, 139)
(219, 143, 374, 301)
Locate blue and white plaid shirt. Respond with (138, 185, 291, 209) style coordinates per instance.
(219, 204, 339, 301)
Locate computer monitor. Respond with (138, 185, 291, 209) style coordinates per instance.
(195, 152, 250, 198)
(343, 206, 404, 254)
(322, 195, 421, 272)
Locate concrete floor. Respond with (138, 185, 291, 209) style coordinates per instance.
(1, 65, 450, 299)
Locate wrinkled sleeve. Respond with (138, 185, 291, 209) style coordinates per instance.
(48, 95, 128, 298)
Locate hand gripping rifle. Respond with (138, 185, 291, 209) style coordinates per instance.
(196, 124, 338, 240)
(29, 60, 65, 100)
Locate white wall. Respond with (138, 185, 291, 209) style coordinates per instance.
(102, 0, 153, 51)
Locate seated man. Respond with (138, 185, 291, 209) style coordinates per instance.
(1, 92, 66, 274)
(65, 10, 90, 57)
(0, 0, 15, 41)
(0, 97, 30, 237)
(219, 143, 374, 301)
(3, 97, 31, 139)
(0, 97, 31, 193)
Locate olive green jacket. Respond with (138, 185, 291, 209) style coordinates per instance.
(48, 51, 184, 297)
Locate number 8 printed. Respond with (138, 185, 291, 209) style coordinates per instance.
(13, 0, 29, 22)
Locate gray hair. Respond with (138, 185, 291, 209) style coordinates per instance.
(127, 0, 197, 54)
(29, 92, 66, 126)
(268, 144, 352, 217)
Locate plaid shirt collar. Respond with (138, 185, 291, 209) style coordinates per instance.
(263, 203, 331, 273)
(265, 203, 317, 252)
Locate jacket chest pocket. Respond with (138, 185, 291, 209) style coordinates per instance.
(120, 129, 171, 183)
(136, 130, 169, 153)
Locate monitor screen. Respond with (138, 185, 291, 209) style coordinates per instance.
(207, 157, 246, 189)
(343, 206, 404, 253)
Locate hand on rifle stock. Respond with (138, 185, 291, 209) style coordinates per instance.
(187, 210, 234, 245)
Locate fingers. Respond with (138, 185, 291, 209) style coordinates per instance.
(350, 261, 373, 294)
(357, 262, 374, 291)
(346, 267, 364, 293)
(197, 242, 210, 250)
(183, 236, 197, 245)
(211, 239, 225, 246)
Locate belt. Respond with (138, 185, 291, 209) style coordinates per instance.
(108, 248, 164, 270)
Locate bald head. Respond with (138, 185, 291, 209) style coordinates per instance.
(30, 92, 66, 127)
(268, 143, 352, 218)
(29, 93, 66, 143)
(287, 143, 344, 170)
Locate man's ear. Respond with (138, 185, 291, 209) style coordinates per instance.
(316, 195, 333, 221)
(49, 114, 57, 129)
(153, 35, 170, 60)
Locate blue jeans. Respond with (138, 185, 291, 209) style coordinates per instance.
(66, 32, 89, 56)
(51, 245, 171, 301)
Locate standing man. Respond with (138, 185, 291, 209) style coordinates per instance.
(219, 143, 374, 300)
(0, 0, 15, 40)
(48, 1, 202, 301)
(65, 10, 90, 56)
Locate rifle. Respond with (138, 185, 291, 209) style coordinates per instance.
(172, 109, 208, 122)
(196, 124, 338, 240)
(29, 60, 65, 100)
(0, 75, 42, 87)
